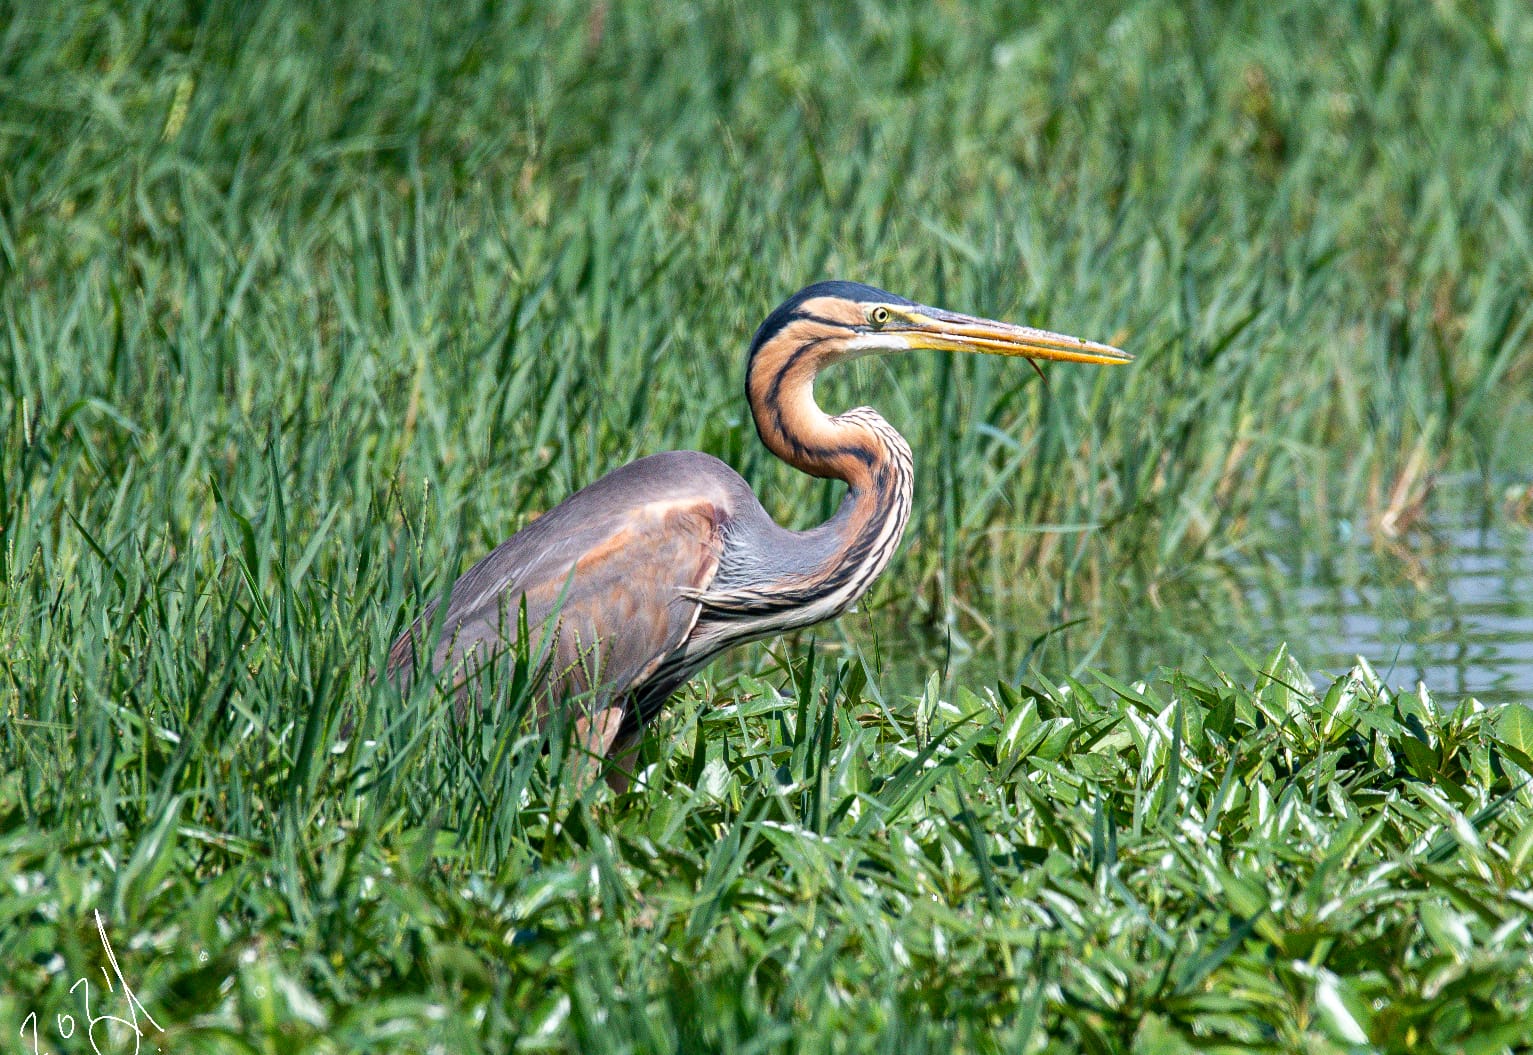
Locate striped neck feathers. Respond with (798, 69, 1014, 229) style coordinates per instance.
(746, 311, 909, 489)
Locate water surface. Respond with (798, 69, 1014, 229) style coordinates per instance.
(1240, 514, 1533, 706)
(874, 501, 1533, 708)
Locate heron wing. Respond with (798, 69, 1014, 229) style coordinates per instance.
(386, 476, 727, 727)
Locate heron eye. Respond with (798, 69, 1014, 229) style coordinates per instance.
(869, 306, 890, 328)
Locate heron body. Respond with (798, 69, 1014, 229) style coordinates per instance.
(387, 281, 1129, 763)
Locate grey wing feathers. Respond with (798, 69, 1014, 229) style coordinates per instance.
(385, 452, 736, 720)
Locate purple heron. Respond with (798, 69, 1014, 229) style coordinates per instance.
(386, 281, 1129, 768)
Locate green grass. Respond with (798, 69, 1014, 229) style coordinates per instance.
(2, 0, 1532, 1050)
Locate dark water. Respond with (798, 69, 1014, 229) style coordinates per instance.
(864, 487, 1533, 705)
(1241, 514, 1533, 706)
(876, 500, 1533, 708)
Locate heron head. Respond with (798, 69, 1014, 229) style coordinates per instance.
(748, 280, 1131, 372)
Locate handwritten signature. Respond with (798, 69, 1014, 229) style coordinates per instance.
(18, 911, 164, 1055)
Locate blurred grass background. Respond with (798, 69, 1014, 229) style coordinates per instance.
(2, 0, 1532, 1050)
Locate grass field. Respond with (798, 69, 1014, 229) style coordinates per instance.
(3, 0, 1533, 1050)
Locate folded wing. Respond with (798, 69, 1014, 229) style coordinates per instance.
(386, 457, 732, 746)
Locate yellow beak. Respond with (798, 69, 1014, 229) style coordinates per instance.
(897, 307, 1131, 365)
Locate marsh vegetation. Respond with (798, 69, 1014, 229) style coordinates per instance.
(3, 1, 1532, 1049)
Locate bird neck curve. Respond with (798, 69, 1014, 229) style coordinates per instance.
(746, 325, 906, 492)
(722, 325, 915, 631)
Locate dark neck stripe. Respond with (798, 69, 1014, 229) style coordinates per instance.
(785, 310, 867, 331)
(759, 334, 832, 408)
